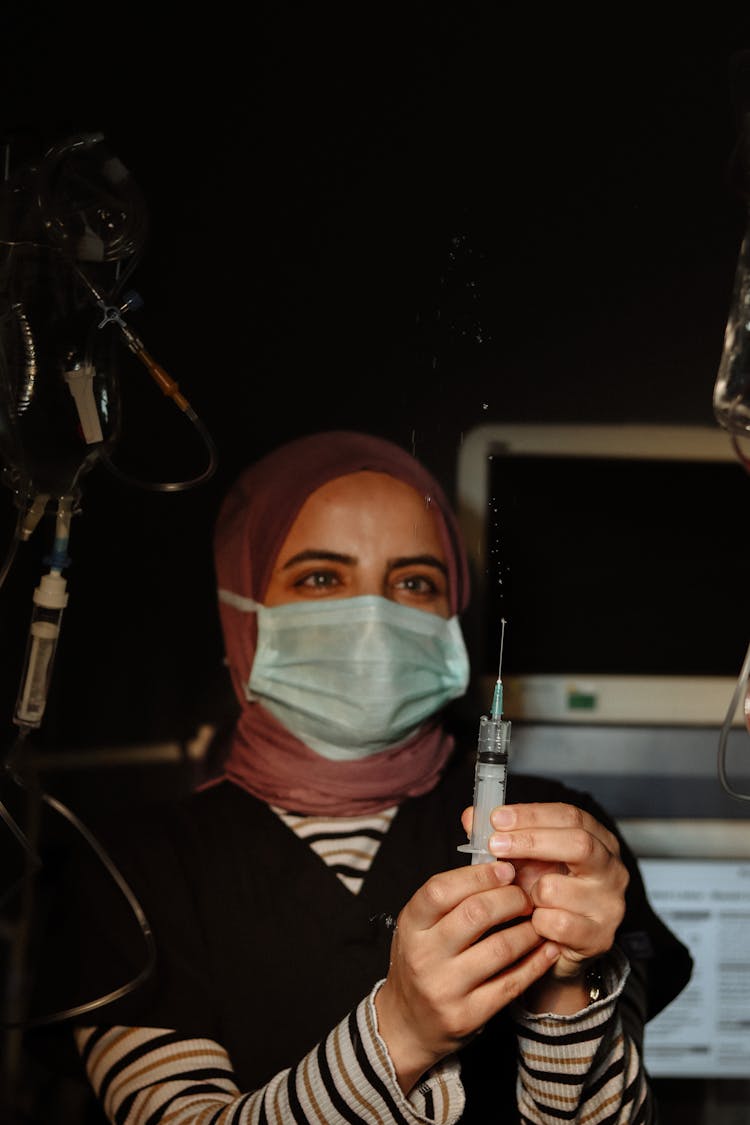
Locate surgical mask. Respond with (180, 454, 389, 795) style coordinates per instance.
(218, 592, 470, 760)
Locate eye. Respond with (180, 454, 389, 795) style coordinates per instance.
(395, 572, 440, 595)
(291, 568, 343, 594)
(390, 568, 450, 613)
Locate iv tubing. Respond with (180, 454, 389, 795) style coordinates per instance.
(717, 635, 750, 802)
(71, 266, 218, 491)
(101, 409, 219, 492)
(1, 732, 156, 1028)
(0, 503, 23, 592)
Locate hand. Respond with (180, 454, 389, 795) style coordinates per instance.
(374, 861, 561, 1093)
(461, 802, 629, 1003)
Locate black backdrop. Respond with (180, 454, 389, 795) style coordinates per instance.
(3, 15, 750, 1124)
(1, 8, 749, 751)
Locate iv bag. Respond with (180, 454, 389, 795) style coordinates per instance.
(715, 53, 750, 439)
(713, 212, 750, 437)
(0, 133, 148, 507)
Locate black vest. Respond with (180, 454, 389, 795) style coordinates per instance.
(30, 751, 693, 1123)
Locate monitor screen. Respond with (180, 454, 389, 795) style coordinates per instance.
(484, 454, 748, 677)
(456, 424, 750, 724)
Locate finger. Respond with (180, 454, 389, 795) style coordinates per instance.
(406, 861, 516, 931)
(529, 906, 606, 959)
(437, 883, 532, 955)
(512, 859, 565, 896)
(491, 803, 621, 858)
(529, 868, 629, 918)
(471, 940, 561, 1021)
(458, 918, 546, 991)
(488, 825, 619, 876)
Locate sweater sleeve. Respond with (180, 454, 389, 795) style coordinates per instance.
(512, 947, 654, 1124)
(74, 984, 465, 1125)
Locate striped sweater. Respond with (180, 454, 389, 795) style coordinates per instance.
(74, 809, 652, 1124)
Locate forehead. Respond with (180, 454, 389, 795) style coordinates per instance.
(276, 470, 445, 556)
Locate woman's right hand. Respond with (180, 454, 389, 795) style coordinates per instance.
(374, 861, 561, 1094)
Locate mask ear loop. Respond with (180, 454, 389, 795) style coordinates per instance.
(717, 636, 750, 802)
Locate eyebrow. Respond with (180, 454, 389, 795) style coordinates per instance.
(281, 549, 355, 569)
(389, 554, 449, 577)
(281, 549, 448, 578)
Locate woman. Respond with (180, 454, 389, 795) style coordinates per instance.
(38, 430, 691, 1123)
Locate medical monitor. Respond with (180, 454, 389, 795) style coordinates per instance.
(456, 424, 750, 726)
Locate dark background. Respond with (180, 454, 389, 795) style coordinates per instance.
(2, 10, 750, 1123)
(0, 8, 749, 750)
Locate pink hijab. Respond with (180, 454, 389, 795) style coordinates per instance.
(210, 430, 471, 815)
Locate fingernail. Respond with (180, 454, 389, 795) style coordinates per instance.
(489, 834, 511, 854)
(491, 807, 515, 828)
(493, 861, 515, 882)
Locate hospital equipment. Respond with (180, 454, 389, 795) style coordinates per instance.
(714, 48, 750, 448)
(713, 51, 750, 800)
(0, 132, 216, 1032)
(0, 131, 218, 731)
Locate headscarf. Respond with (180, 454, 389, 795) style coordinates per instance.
(210, 430, 471, 815)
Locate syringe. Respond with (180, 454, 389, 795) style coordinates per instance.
(458, 619, 511, 865)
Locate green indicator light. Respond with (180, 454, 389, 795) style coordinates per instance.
(567, 692, 597, 710)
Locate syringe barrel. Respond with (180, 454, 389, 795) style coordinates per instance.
(461, 716, 511, 863)
(13, 573, 68, 729)
(477, 713, 511, 761)
(14, 612, 64, 728)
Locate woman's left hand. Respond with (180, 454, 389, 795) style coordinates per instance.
(461, 802, 629, 985)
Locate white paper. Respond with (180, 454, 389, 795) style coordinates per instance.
(640, 858, 750, 1078)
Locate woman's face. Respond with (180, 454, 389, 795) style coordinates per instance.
(263, 470, 451, 618)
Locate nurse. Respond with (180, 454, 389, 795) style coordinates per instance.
(36, 431, 692, 1124)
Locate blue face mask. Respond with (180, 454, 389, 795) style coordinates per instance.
(218, 592, 470, 760)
